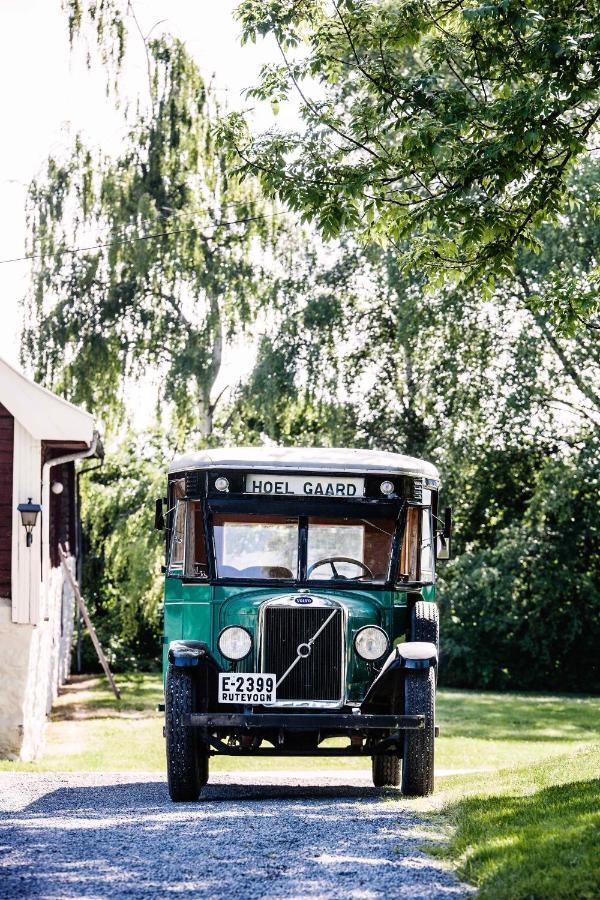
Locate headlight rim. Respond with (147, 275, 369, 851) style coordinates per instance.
(353, 625, 389, 661)
(217, 625, 253, 661)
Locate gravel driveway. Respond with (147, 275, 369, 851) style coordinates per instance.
(0, 771, 469, 899)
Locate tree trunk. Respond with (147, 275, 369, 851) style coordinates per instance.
(517, 271, 600, 414)
(197, 293, 223, 437)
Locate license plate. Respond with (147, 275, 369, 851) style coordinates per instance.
(218, 673, 277, 704)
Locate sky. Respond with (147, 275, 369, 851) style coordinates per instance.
(0, 0, 292, 385)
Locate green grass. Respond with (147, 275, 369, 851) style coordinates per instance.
(2, 673, 599, 898)
(427, 746, 600, 899)
(435, 688, 599, 772)
(2, 675, 598, 776)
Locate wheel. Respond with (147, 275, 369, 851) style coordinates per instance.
(401, 667, 435, 797)
(410, 601, 439, 654)
(372, 754, 401, 787)
(165, 664, 208, 801)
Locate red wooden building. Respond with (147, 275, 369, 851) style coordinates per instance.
(0, 358, 100, 759)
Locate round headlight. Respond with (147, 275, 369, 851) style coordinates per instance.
(218, 626, 252, 661)
(354, 626, 389, 661)
(215, 476, 229, 492)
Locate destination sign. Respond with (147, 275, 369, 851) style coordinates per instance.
(244, 474, 365, 498)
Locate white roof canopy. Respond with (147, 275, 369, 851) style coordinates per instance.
(169, 446, 440, 481)
(0, 357, 94, 444)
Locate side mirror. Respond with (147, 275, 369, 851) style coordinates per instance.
(154, 498, 165, 531)
(436, 506, 452, 560)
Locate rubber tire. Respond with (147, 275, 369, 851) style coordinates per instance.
(372, 754, 401, 787)
(165, 664, 208, 802)
(410, 601, 439, 654)
(401, 667, 435, 797)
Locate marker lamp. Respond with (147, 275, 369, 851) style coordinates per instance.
(215, 476, 229, 492)
(354, 626, 388, 661)
(380, 480, 394, 495)
(218, 626, 252, 661)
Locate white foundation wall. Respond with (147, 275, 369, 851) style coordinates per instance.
(0, 557, 75, 760)
(0, 597, 34, 758)
(46, 561, 76, 712)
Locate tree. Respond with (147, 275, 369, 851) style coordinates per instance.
(439, 434, 600, 692)
(229, 163, 600, 692)
(228, 235, 363, 445)
(79, 430, 166, 670)
(22, 34, 276, 438)
(227, 0, 600, 328)
(21, 8, 285, 668)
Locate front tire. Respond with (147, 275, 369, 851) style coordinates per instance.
(401, 667, 435, 797)
(165, 664, 208, 802)
(411, 601, 439, 653)
(372, 754, 401, 787)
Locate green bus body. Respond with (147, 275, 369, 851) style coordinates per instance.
(163, 579, 436, 701)
(159, 448, 446, 800)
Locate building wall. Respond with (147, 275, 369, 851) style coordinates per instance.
(0, 421, 77, 760)
(0, 556, 76, 760)
(11, 420, 41, 625)
(0, 404, 13, 600)
(47, 461, 77, 567)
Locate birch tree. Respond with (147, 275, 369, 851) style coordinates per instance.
(23, 34, 276, 437)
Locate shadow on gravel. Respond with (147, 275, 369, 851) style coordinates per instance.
(2, 780, 467, 898)
(23, 780, 394, 812)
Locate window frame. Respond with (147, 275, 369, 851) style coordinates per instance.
(167, 498, 186, 576)
(165, 492, 436, 590)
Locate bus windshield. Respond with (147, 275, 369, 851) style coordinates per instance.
(213, 514, 299, 580)
(212, 513, 396, 583)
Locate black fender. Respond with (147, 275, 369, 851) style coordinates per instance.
(167, 640, 223, 710)
(168, 640, 213, 667)
(361, 641, 437, 715)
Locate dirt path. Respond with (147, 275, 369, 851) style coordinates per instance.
(0, 771, 469, 899)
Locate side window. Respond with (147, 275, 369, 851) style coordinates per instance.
(398, 507, 420, 581)
(398, 504, 435, 584)
(168, 500, 186, 575)
(185, 501, 208, 579)
(420, 508, 434, 582)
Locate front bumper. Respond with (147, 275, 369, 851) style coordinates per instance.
(185, 712, 424, 730)
(183, 711, 433, 756)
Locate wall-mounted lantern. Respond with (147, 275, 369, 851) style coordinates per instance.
(17, 498, 42, 547)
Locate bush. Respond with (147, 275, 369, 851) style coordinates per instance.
(78, 431, 167, 672)
(439, 439, 600, 692)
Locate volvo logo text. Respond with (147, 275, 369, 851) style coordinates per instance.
(294, 596, 313, 605)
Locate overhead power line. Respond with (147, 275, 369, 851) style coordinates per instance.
(0, 211, 287, 266)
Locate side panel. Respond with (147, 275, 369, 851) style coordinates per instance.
(163, 577, 212, 677)
(392, 585, 436, 643)
(392, 590, 408, 644)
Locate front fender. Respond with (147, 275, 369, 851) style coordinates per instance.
(361, 641, 437, 714)
(168, 639, 213, 667)
(167, 640, 224, 711)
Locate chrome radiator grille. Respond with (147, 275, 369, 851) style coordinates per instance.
(263, 606, 343, 702)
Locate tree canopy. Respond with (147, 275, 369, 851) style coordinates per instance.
(226, 0, 600, 328)
(23, 34, 277, 438)
(19, 2, 600, 684)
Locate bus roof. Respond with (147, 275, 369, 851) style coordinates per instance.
(168, 446, 440, 481)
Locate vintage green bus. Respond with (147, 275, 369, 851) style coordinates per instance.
(157, 447, 451, 801)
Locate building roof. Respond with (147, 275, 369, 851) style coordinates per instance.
(0, 357, 94, 444)
(169, 446, 440, 480)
